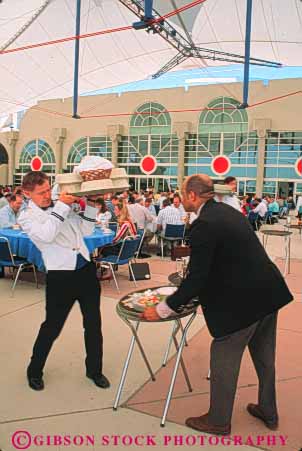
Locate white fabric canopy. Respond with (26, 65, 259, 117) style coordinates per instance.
(0, 0, 301, 117)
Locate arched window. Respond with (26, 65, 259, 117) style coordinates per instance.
(14, 139, 56, 185)
(130, 102, 171, 135)
(199, 97, 248, 133)
(67, 136, 112, 172)
(0, 144, 8, 164)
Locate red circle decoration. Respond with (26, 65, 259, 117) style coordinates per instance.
(211, 155, 231, 176)
(295, 157, 302, 177)
(31, 156, 43, 171)
(140, 155, 157, 175)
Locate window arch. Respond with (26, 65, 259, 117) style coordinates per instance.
(14, 139, 56, 185)
(199, 97, 248, 133)
(0, 144, 8, 164)
(130, 102, 172, 135)
(67, 136, 112, 171)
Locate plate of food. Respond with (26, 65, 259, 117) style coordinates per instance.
(121, 288, 175, 313)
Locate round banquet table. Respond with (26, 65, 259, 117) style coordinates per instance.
(113, 286, 198, 427)
(285, 223, 302, 238)
(0, 228, 114, 272)
(261, 229, 292, 276)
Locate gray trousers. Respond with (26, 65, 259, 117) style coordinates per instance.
(208, 312, 278, 425)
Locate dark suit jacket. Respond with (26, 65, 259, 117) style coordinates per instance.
(166, 199, 293, 338)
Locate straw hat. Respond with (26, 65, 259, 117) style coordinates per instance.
(213, 184, 233, 195)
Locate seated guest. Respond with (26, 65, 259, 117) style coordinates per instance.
(0, 191, 8, 210)
(157, 198, 184, 233)
(158, 191, 168, 209)
(0, 194, 23, 228)
(120, 190, 129, 203)
(250, 193, 259, 207)
(95, 198, 112, 224)
(144, 197, 157, 216)
(127, 196, 154, 230)
(104, 194, 119, 223)
(241, 196, 250, 216)
(249, 196, 269, 230)
(128, 196, 154, 256)
(254, 196, 269, 219)
(268, 198, 280, 216)
(100, 201, 136, 256)
(172, 194, 186, 218)
(157, 198, 184, 256)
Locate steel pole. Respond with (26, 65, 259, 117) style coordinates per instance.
(73, 0, 81, 118)
(242, 0, 253, 108)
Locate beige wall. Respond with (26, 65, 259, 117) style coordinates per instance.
(0, 164, 8, 185)
(2, 76, 301, 184)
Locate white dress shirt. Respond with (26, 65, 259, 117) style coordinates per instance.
(128, 203, 153, 229)
(0, 204, 20, 228)
(18, 200, 97, 271)
(254, 199, 268, 218)
(157, 205, 184, 232)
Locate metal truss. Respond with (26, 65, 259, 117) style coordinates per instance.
(0, 0, 51, 52)
(117, 0, 281, 79)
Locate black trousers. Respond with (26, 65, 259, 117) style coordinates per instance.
(208, 312, 278, 425)
(27, 262, 103, 378)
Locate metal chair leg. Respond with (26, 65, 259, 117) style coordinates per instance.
(161, 312, 196, 427)
(11, 264, 24, 296)
(161, 237, 164, 259)
(110, 262, 120, 292)
(32, 264, 38, 289)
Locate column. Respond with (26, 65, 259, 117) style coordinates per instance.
(253, 119, 271, 197)
(173, 122, 191, 189)
(107, 125, 123, 167)
(255, 135, 265, 197)
(6, 131, 19, 185)
(54, 128, 67, 173)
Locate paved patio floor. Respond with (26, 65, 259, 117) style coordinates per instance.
(0, 225, 301, 451)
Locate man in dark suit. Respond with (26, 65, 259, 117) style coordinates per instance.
(142, 174, 293, 435)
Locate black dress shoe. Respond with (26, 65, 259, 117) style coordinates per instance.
(247, 403, 279, 430)
(86, 373, 110, 389)
(27, 374, 44, 391)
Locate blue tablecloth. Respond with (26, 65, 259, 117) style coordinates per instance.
(0, 228, 114, 272)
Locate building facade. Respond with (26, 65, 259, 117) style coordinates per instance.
(0, 78, 301, 198)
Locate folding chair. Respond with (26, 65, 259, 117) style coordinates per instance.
(0, 237, 38, 296)
(96, 236, 141, 292)
(159, 224, 185, 259)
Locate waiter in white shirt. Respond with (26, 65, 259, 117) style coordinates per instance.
(222, 176, 242, 212)
(19, 171, 110, 391)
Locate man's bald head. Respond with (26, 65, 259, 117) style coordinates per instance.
(183, 175, 214, 199)
(181, 174, 214, 213)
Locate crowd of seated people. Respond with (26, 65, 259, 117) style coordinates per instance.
(0, 181, 300, 258)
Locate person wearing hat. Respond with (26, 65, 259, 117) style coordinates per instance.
(19, 171, 110, 391)
(142, 174, 293, 435)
